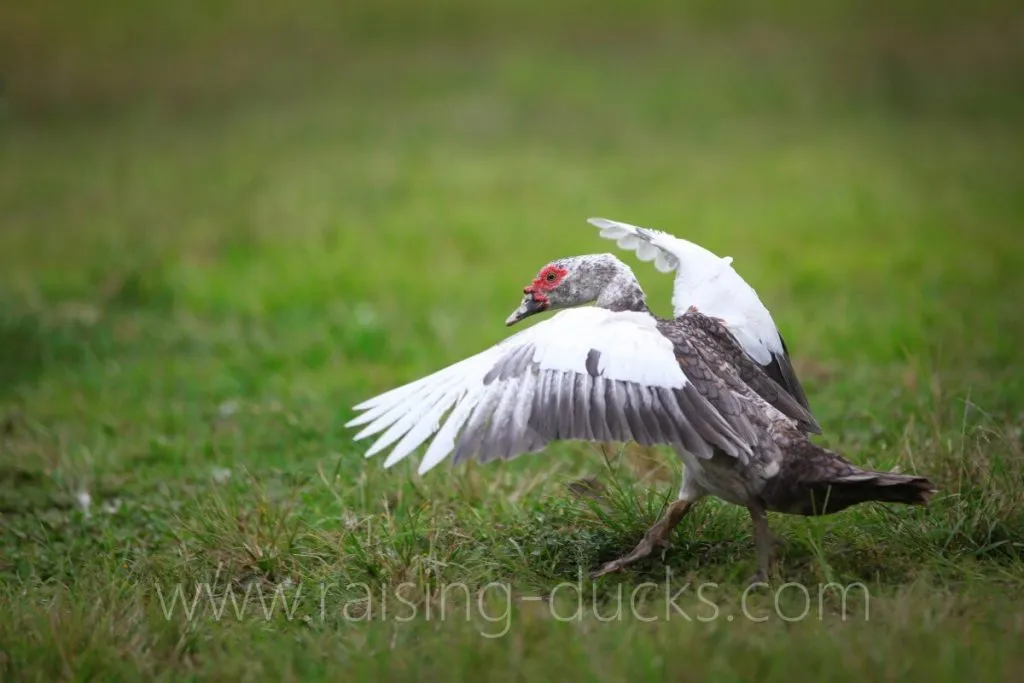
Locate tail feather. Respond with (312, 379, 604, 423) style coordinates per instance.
(814, 472, 936, 513)
(765, 441, 938, 516)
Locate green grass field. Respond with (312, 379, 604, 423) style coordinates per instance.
(2, 1, 1024, 680)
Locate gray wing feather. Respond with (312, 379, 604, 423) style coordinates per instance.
(485, 380, 519, 461)
(621, 382, 652, 445)
(590, 377, 609, 442)
(575, 374, 595, 441)
(604, 380, 632, 443)
(653, 387, 712, 458)
(431, 328, 779, 469)
(449, 371, 756, 467)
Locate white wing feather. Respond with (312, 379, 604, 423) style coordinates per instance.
(588, 217, 783, 364)
(346, 307, 693, 475)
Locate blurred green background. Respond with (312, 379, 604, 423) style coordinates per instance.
(4, 0, 1023, 396)
(1, 1, 1023, 680)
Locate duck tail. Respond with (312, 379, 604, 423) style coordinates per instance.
(766, 440, 938, 516)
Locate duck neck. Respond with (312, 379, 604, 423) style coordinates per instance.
(593, 257, 649, 313)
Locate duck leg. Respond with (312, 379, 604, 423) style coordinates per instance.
(590, 499, 695, 578)
(747, 503, 776, 586)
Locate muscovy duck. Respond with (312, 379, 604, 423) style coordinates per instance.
(346, 221, 935, 583)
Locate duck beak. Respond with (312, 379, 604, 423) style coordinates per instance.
(505, 294, 548, 326)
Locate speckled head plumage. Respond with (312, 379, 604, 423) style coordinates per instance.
(505, 253, 648, 326)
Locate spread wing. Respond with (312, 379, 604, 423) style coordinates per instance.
(588, 216, 813, 413)
(346, 307, 759, 475)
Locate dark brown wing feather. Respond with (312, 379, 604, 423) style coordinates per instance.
(764, 333, 813, 416)
(661, 312, 821, 434)
(655, 317, 781, 466)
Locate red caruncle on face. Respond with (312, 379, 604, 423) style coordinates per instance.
(523, 264, 568, 303)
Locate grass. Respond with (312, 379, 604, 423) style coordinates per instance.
(2, 0, 1024, 680)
